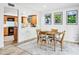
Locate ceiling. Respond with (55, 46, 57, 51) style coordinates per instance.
(15, 3, 79, 12)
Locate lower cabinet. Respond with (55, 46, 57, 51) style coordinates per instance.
(4, 27, 8, 36)
(4, 27, 18, 43)
(13, 27, 18, 43)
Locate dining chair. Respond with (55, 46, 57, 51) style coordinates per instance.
(48, 29, 58, 42)
(55, 31, 65, 51)
(48, 28, 58, 51)
(39, 31, 47, 45)
(36, 29, 41, 44)
(36, 29, 47, 45)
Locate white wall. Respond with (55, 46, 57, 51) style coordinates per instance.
(17, 8, 40, 43)
(40, 6, 79, 42)
(0, 5, 4, 48)
(4, 7, 18, 16)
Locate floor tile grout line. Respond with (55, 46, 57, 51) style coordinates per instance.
(17, 47, 33, 55)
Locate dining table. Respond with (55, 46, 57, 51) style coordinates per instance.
(39, 30, 58, 51)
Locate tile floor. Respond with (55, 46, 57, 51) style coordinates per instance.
(1, 38, 79, 55)
(4, 36, 14, 46)
(18, 40, 79, 55)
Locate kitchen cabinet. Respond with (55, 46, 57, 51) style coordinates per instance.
(14, 27, 18, 43)
(4, 27, 8, 36)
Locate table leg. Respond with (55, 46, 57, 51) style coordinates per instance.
(53, 35, 56, 51)
(37, 36, 40, 45)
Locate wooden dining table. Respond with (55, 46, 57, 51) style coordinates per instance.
(39, 31, 58, 51)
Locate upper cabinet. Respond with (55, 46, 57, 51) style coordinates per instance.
(4, 15, 18, 27)
(4, 15, 7, 24)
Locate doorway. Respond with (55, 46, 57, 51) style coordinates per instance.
(4, 15, 18, 46)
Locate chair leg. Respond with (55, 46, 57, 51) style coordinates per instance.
(61, 43, 62, 51)
(45, 41, 47, 45)
(37, 39, 39, 44)
(50, 40, 56, 51)
(50, 40, 54, 47)
(42, 40, 47, 45)
(54, 40, 56, 51)
(61, 41, 63, 51)
(40, 39, 42, 45)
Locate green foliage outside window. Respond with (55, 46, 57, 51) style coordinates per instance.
(67, 15, 76, 23)
(54, 15, 61, 23)
(54, 12, 63, 24)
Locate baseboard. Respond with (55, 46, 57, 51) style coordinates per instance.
(64, 40, 79, 44)
(16, 37, 37, 46)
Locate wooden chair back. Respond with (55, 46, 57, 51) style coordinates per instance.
(60, 31, 65, 42)
(36, 29, 41, 41)
(59, 31, 65, 41)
